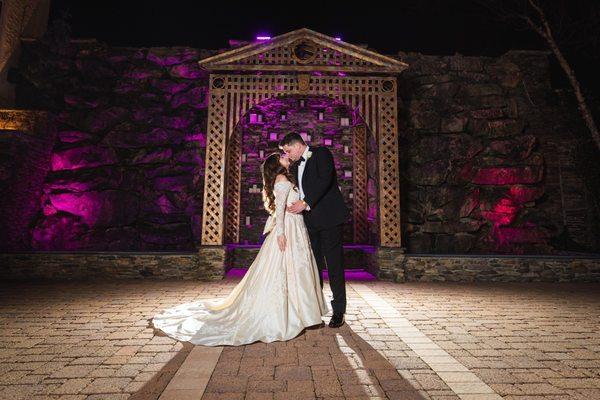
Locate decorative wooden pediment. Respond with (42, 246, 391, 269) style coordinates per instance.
(199, 28, 408, 74)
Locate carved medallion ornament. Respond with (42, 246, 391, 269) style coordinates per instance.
(291, 40, 317, 64)
(297, 74, 310, 92)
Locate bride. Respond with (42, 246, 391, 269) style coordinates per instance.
(150, 152, 329, 346)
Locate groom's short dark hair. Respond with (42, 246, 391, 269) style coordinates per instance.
(279, 133, 306, 148)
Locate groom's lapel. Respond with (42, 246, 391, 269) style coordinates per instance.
(292, 162, 299, 184)
(302, 147, 316, 187)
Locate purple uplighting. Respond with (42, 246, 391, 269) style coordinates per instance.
(256, 36, 271, 41)
(335, 37, 342, 41)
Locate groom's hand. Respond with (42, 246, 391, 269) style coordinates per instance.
(287, 200, 307, 214)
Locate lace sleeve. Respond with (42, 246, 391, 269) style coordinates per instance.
(273, 180, 292, 236)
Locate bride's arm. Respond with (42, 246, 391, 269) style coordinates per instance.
(273, 179, 292, 243)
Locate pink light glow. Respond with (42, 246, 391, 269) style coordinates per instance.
(480, 198, 519, 227)
(335, 37, 342, 41)
(256, 36, 271, 40)
(157, 195, 175, 214)
(249, 113, 260, 123)
(473, 166, 542, 185)
(49, 192, 103, 226)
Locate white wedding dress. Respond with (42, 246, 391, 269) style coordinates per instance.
(151, 179, 329, 346)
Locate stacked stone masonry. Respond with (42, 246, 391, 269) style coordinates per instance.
(0, 40, 597, 256)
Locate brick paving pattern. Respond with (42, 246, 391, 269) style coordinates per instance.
(0, 279, 598, 399)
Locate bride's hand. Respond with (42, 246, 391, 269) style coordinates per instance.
(277, 234, 286, 252)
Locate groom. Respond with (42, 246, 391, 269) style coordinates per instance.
(279, 133, 350, 328)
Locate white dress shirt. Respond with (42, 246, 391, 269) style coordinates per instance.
(298, 146, 311, 211)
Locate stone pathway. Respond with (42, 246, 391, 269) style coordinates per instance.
(159, 346, 221, 400)
(0, 279, 598, 399)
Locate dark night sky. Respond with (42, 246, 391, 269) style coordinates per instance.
(48, 1, 599, 92)
(48, 1, 544, 55)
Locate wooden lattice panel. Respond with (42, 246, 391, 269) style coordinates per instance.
(352, 124, 368, 243)
(201, 80, 228, 245)
(213, 74, 385, 136)
(224, 126, 242, 244)
(203, 74, 402, 247)
(377, 79, 402, 247)
(233, 44, 378, 69)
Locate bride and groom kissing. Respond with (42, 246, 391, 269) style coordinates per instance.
(151, 132, 350, 346)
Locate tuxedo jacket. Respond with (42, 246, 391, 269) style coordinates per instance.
(292, 146, 350, 229)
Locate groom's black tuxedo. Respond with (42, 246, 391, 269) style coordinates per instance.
(294, 146, 350, 228)
(292, 146, 349, 315)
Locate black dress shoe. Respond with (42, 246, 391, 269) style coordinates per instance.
(328, 313, 345, 328)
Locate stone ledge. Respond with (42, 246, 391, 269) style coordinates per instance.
(374, 250, 600, 283)
(0, 250, 225, 281)
(1, 250, 598, 283)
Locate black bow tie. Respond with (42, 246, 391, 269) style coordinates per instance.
(299, 156, 306, 162)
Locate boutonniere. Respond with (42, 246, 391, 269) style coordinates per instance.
(306, 151, 313, 160)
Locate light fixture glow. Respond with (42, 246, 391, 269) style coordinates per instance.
(256, 36, 271, 40)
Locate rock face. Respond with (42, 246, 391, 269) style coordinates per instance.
(398, 51, 598, 254)
(0, 115, 56, 251)
(6, 41, 598, 254)
(13, 42, 211, 251)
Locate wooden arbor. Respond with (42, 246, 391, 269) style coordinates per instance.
(198, 28, 408, 248)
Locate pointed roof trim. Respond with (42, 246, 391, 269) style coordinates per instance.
(199, 28, 408, 73)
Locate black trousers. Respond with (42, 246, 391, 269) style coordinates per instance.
(306, 223, 346, 315)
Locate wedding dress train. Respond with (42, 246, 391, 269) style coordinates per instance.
(151, 180, 329, 346)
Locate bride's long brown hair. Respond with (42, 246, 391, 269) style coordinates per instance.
(261, 153, 296, 215)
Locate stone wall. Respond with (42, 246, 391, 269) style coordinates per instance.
(0, 251, 223, 280)
(0, 112, 56, 250)
(235, 96, 370, 244)
(397, 50, 599, 254)
(5, 40, 599, 254)
(1, 251, 597, 282)
(11, 41, 214, 251)
(374, 251, 600, 283)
